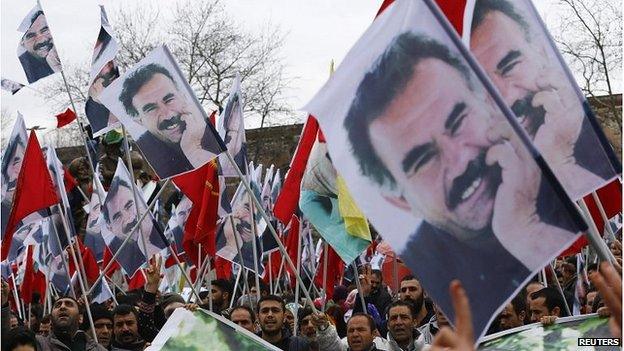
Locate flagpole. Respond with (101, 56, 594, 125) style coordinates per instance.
(274, 256, 285, 293)
(577, 199, 618, 264)
(87, 179, 171, 295)
(10, 272, 22, 319)
(590, 192, 617, 241)
(229, 266, 242, 308)
(352, 262, 368, 315)
(49, 228, 77, 300)
(166, 245, 203, 302)
(247, 193, 262, 302)
(547, 263, 572, 316)
(230, 216, 251, 301)
(321, 241, 329, 312)
(206, 255, 213, 311)
(58, 68, 104, 203)
(56, 205, 99, 344)
(293, 218, 303, 337)
(392, 255, 399, 296)
(121, 126, 150, 262)
(224, 151, 319, 313)
(268, 253, 273, 295)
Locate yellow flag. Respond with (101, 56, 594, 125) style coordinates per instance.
(336, 175, 371, 241)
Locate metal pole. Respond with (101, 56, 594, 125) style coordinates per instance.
(87, 179, 171, 295)
(206, 256, 213, 311)
(224, 151, 318, 313)
(293, 218, 303, 336)
(577, 199, 617, 264)
(321, 241, 329, 312)
(229, 267, 242, 309)
(247, 193, 262, 302)
(590, 192, 617, 241)
(10, 272, 22, 319)
(352, 262, 368, 315)
(268, 253, 274, 295)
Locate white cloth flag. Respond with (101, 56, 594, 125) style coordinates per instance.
(218, 73, 248, 177)
(303, 0, 586, 339)
(17, 4, 61, 84)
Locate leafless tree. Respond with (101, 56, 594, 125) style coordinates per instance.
(38, 0, 292, 148)
(1, 107, 16, 149)
(554, 0, 622, 154)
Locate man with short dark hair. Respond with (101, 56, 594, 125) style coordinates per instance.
(498, 293, 526, 331)
(111, 304, 145, 351)
(529, 287, 568, 322)
(256, 295, 309, 351)
(229, 305, 256, 333)
(18, 10, 61, 83)
(87, 304, 114, 349)
(386, 300, 425, 351)
(118, 63, 222, 178)
(38, 315, 51, 337)
(346, 313, 377, 351)
(205, 279, 232, 315)
(36, 296, 106, 351)
(399, 275, 434, 328)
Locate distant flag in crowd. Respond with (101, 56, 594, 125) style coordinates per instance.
(1, 78, 25, 95)
(55, 108, 77, 128)
(85, 186, 107, 262)
(273, 116, 319, 225)
(85, 5, 121, 137)
(313, 243, 344, 300)
(299, 136, 371, 264)
(1, 114, 28, 238)
(163, 196, 193, 256)
(98, 159, 167, 276)
(1, 131, 59, 261)
(218, 73, 248, 177)
(17, 4, 61, 84)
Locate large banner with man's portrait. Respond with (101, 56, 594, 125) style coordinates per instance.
(304, 0, 588, 340)
(437, 0, 620, 201)
(99, 46, 226, 179)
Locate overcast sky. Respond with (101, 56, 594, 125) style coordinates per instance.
(0, 0, 600, 141)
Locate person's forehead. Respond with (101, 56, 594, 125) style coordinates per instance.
(389, 305, 411, 317)
(260, 300, 282, 310)
(29, 14, 48, 31)
(95, 318, 113, 325)
(348, 316, 370, 328)
(401, 279, 419, 288)
(231, 309, 252, 319)
(114, 313, 137, 322)
(54, 298, 77, 308)
(135, 73, 177, 99)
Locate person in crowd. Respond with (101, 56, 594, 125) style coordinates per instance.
(159, 293, 186, 319)
(136, 257, 167, 342)
(38, 315, 51, 337)
(399, 275, 435, 328)
(86, 304, 114, 349)
(346, 313, 379, 351)
(229, 305, 257, 333)
(524, 280, 544, 309)
(3, 326, 39, 351)
(386, 300, 425, 351)
(497, 293, 526, 331)
(256, 295, 310, 351)
(204, 279, 232, 315)
(27, 304, 43, 334)
(528, 287, 569, 323)
(417, 302, 450, 345)
(111, 304, 145, 351)
(584, 288, 598, 314)
(36, 296, 106, 351)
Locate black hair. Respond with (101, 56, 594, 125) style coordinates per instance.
(119, 63, 177, 117)
(530, 287, 568, 317)
(510, 291, 527, 316)
(297, 306, 314, 327)
(101, 177, 132, 222)
(347, 312, 377, 333)
(371, 269, 382, 280)
(343, 32, 472, 188)
(30, 11, 45, 26)
(112, 303, 139, 322)
(387, 299, 418, 319)
(231, 305, 256, 323)
(400, 274, 418, 283)
(471, 0, 530, 39)
(211, 279, 233, 297)
(52, 296, 84, 314)
(257, 294, 285, 314)
(2, 326, 37, 351)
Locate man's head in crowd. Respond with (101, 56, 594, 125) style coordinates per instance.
(209, 279, 232, 310)
(112, 304, 141, 346)
(38, 314, 51, 337)
(297, 307, 316, 339)
(257, 295, 286, 338)
(370, 269, 383, 293)
(28, 304, 43, 333)
(434, 304, 450, 328)
(387, 300, 417, 347)
(89, 305, 114, 348)
(585, 290, 598, 314)
(529, 287, 567, 322)
(344, 32, 503, 241)
(499, 293, 526, 330)
(3, 326, 38, 351)
(525, 281, 544, 307)
(284, 308, 296, 333)
(51, 297, 83, 337)
(347, 313, 377, 351)
(9, 312, 20, 329)
(230, 305, 256, 333)
(400, 275, 425, 312)
(160, 292, 185, 319)
(120, 63, 191, 146)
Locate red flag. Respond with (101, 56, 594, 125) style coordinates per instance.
(273, 116, 319, 225)
(102, 247, 121, 278)
(314, 244, 344, 299)
(67, 239, 100, 285)
(127, 271, 146, 291)
(376, 0, 467, 35)
(173, 160, 220, 265)
(215, 256, 232, 280)
(55, 108, 77, 128)
(1, 131, 59, 260)
(20, 246, 35, 304)
(263, 250, 283, 285)
(284, 215, 300, 276)
(63, 165, 79, 193)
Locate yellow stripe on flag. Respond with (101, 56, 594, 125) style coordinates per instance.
(336, 175, 371, 241)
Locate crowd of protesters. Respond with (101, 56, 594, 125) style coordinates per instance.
(1, 132, 621, 351)
(1, 242, 621, 351)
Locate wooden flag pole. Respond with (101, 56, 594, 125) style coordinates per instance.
(87, 179, 171, 295)
(224, 151, 319, 313)
(321, 241, 329, 312)
(352, 262, 368, 315)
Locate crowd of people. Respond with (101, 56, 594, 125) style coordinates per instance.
(1, 241, 621, 351)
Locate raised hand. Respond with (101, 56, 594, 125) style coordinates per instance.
(145, 255, 162, 294)
(590, 262, 622, 338)
(431, 280, 475, 351)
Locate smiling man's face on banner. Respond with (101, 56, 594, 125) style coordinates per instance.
(22, 13, 54, 60)
(104, 179, 137, 237)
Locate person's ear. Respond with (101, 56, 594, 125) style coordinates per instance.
(381, 193, 412, 212)
(519, 310, 526, 322)
(551, 306, 560, 317)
